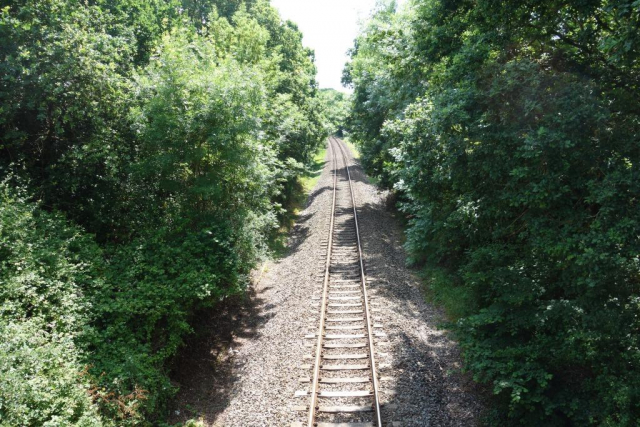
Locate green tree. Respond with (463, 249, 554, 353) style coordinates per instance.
(0, 0, 328, 424)
(347, 0, 640, 424)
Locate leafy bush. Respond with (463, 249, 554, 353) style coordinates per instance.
(0, 182, 105, 426)
(0, 321, 103, 427)
(86, 29, 280, 413)
(0, 0, 136, 240)
(390, 60, 640, 425)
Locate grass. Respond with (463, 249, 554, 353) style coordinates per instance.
(269, 146, 327, 257)
(342, 137, 382, 186)
(342, 137, 360, 159)
(418, 266, 475, 322)
(299, 146, 328, 195)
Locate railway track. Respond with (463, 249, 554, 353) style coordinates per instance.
(293, 137, 388, 427)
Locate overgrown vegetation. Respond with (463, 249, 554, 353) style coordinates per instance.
(345, 0, 640, 425)
(0, 0, 326, 424)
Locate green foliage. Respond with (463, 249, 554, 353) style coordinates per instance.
(130, 25, 277, 228)
(86, 27, 283, 419)
(0, 0, 327, 424)
(0, 0, 136, 240)
(347, 0, 640, 425)
(319, 89, 351, 136)
(343, 0, 421, 187)
(0, 182, 105, 426)
(0, 320, 103, 427)
(90, 225, 245, 422)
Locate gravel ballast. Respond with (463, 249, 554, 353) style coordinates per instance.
(170, 139, 484, 426)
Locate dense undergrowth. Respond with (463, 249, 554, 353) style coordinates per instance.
(345, 0, 640, 425)
(0, 0, 331, 424)
(270, 145, 327, 256)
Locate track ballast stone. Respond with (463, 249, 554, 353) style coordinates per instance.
(186, 139, 483, 426)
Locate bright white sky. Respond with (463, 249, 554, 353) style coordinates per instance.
(270, 0, 405, 92)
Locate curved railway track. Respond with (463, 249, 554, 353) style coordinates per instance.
(293, 137, 387, 427)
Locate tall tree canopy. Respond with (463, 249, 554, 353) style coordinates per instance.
(0, 0, 327, 424)
(346, 0, 640, 425)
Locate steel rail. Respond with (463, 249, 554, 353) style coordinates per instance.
(332, 136, 383, 427)
(307, 138, 339, 427)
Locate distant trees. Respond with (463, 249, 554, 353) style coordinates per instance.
(0, 0, 326, 424)
(346, 0, 640, 425)
(319, 88, 351, 136)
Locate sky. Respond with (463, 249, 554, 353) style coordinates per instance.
(269, 0, 404, 92)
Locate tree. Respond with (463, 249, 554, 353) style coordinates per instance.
(0, 0, 328, 423)
(347, 0, 640, 424)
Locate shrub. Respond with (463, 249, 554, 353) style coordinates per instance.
(0, 182, 105, 425)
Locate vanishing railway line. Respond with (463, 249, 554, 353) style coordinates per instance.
(293, 137, 387, 427)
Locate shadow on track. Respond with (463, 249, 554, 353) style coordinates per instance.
(167, 284, 271, 424)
